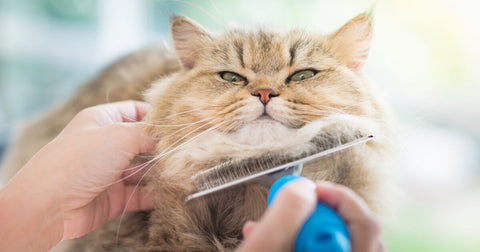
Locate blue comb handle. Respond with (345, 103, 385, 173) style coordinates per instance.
(267, 175, 351, 252)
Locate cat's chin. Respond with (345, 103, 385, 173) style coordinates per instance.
(230, 116, 295, 146)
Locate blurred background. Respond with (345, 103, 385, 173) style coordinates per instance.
(1, 0, 479, 251)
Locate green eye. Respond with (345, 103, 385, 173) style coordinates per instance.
(220, 72, 246, 83)
(289, 69, 317, 82)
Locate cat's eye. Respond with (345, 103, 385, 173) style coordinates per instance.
(220, 72, 246, 83)
(288, 69, 317, 82)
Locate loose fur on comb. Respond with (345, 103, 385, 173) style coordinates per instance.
(1, 13, 395, 251)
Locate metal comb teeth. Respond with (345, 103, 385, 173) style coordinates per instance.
(186, 135, 373, 202)
(191, 153, 292, 191)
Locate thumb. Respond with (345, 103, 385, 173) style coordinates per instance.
(238, 179, 317, 252)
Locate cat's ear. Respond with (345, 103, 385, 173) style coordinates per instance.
(170, 16, 213, 69)
(327, 13, 373, 71)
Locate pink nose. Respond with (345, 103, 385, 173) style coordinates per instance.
(253, 88, 276, 104)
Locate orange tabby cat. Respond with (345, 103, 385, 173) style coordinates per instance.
(1, 13, 394, 251)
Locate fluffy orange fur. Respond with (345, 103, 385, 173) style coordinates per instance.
(2, 13, 394, 251)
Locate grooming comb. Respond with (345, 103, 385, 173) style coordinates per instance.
(186, 135, 373, 252)
(186, 135, 373, 202)
(186, 134, 373, 251)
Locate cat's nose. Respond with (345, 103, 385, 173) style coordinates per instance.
(253, 88, 277, 104)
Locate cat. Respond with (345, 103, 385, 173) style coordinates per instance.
(0, 13, 394, 251)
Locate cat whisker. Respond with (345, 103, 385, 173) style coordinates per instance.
(111, 117, 225, 182)
(133, 153, 158, 159)
(105, 118, 219, 189)
(285, 102, 349, 117)
(115, 120, 230, 244)
(90, 160, 155, 191)
(221, 121, 241, 133)
(310, 104, 349, 115)
(145, 115, 219, 128)
(153, 118, 226, 159)
(313, 102, 377, 115)
(288, 108, 335, 120)
(115, 115, 229, 180)
(116, 105, 222, 125)
(288, 105, 391, 127)
(294, 111, 335, 117)
(295, 110, 389, 125)
(148, 116, 221, 143)
(148, 119, 231, 178)
(304, 105, 390, 124)
(164, 106, 223, 119)
(115, 114, 223, 147)
(121, 159, 156, 171)
(118, 117, 227, 186)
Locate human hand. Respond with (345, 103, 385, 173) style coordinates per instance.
(237, 180, 385, 252)
(314, 182, 385, 252)
(0, 101, 156, 251)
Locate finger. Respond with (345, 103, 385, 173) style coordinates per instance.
(105, 122, 157, 156)
(120, 100, 151, 122)
(126, 123, 157, 154)
(63, 101, 152, 132)
(237, 179, 316, 252)
(241, 221, 258, 239)
(315, 182, 374, 225)
(98, 100, 151, 123)
(316, 182, 382, 252)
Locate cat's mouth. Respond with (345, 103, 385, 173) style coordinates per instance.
(249, 114, 283, 127)
(251, 113, 301, 129)
(255, 114, 275, 121)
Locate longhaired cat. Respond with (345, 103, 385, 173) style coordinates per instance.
(1, 13, 394, 251)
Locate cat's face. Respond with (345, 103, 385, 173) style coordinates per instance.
(146, 14, 382, 162)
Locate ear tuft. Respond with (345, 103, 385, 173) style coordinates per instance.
(170, 16, 212, 69)
(328, 13, 373, 70)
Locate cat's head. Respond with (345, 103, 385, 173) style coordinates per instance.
(145, 13, 386, 163)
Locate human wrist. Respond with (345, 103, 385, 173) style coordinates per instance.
(0, 176, 64, 251)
